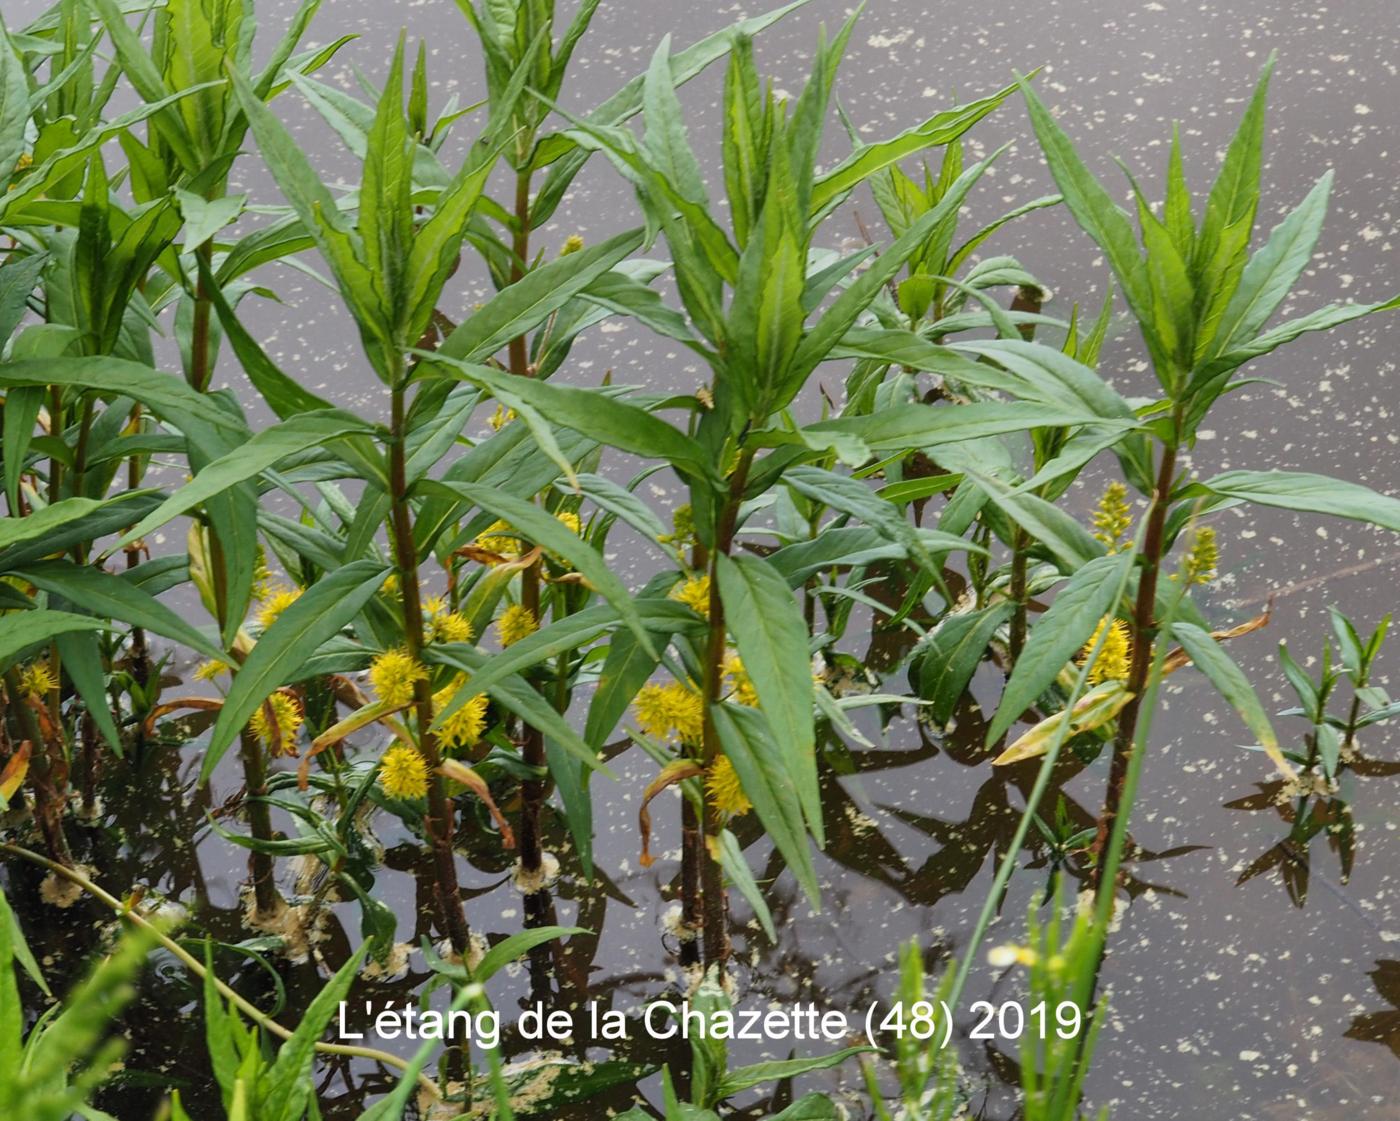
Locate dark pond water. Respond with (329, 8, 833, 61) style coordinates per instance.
(8, 0, 1400, 1117)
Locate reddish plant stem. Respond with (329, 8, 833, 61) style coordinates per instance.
(699, 450, 755, 966)
(1089, 438, 1179, 893)
(389, 380, 472, 954)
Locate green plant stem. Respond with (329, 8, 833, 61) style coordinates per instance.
(1090, 434, 1179, 891)
(0, 841, 441, 1099)
(389, 377, 471, 955)
(698, 448, 755, 965)
(1008, 527, 1029, 665)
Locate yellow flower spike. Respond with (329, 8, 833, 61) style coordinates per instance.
(488, 403, 517, 431)
(633, 681, 705, 745)
(1092, 481, 1133, 553)
(18, 661, 56, 698)
(556, 510, 582, 536)
(379, 744, 429, 799)
(249, 691, 304, 756)
(658, 504, 695, 546)
(476, 519, 519, 558)
(1184, 526, 1219, 586)
(193, 659, 230, 683)
(560, 233, 585, 256)
(1082, 616, 1132, 684)
(424, 597, 474, 644)
(497, 604, 538, 647)
(256, 585, 301, 629)
(670, 574, 711, 619)
(706, 755, 753, 816)
(435, 680, 489, 749)
(723, 653, 759, 707)
(368, 647, 428, 707)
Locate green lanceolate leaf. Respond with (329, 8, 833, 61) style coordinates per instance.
(426, 605, 620, 731)
(709, 702, 821, 907)
(916, 602, 1015, 726)
(2, 384, 43, 514)
(718, 1048, 872, 1099)
(0, 357, 245, 436)
(115, 410, 376, 552)
(812, 81, 1017, 210)
(1194, 54, 1274, 282)
(260, 946, 370, 1120)
(55, 628, 122, 752)
(435, 229, 644, 363)
(1208, 171, 1332, 359)
(0, 20, 27, 196)
(1019, 77, 1159, 366)
(203, 560, 390, 781)
(715, 552, 820, 841)
(0, 253, 45, 344)
(0, 609, 105, 663)
(789, 150, 1003, 391)
(718, 828, 777, 942)
(422, 353, 715, 483)
(985, 553, 1131, 746)
(947, 458, 1105, 570)
(809, 400, 1131, 454)
(17, 559, 224, 662)
(0, 496, 105, 551)
(784, 465, 934, 570)
(1196, 469, 1400, 533)
(1171, 620, 1293, 781)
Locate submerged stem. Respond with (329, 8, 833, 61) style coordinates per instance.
(0, 842, 441, 1099)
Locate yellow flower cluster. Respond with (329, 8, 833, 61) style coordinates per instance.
(707, 755, 752, 816)
(1092, 482, 1133, 553)
(723, 653, 759, 707)
(250, 691, 304, 756)
(193, 659, 229, 683)
(475, 519, 519, 558)
(18, 661, 55, 697)
(1183, 526, 1218, 586)
(670, 574, 710, 618)
(560, 233, 585, 256)
(497, 604, 538, 647)
(369, 647, 428, 707)
(1082, 617, 1132, 684)
(634, 681, 705, 745)
(256, 585, 301, 629)
(488, 404, 517, 431)
(434, 678, 490, 749)
(379, 744, 429, 799)
(423, 596, 474, 644)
